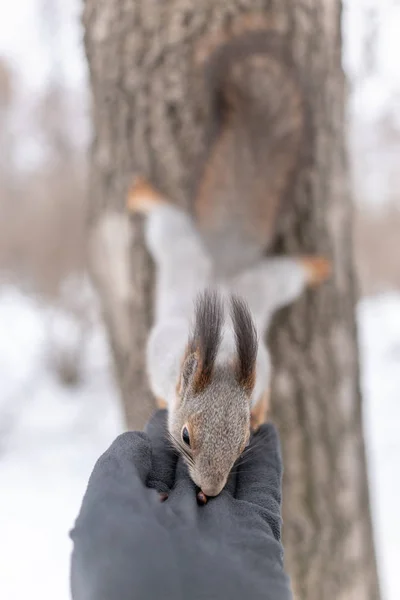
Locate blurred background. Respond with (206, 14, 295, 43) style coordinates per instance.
(0, 1, 399, 599)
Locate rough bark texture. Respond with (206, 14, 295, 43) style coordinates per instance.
(83, 1, 380, 598)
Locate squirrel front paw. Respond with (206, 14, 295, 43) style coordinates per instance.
(250, 389, 270, 430)
(127, 176, 166, 214)
(156, 396, 168, 409)
(298, 256, 332, 287)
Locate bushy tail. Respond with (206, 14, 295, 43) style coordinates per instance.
(193, 15, 305, 273)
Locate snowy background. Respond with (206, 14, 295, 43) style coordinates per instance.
(0, 1, 399, 599)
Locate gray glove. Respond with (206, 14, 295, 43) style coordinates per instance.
(70, 410, 292, 600)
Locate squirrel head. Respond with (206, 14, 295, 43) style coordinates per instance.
(168, 290, 258, 497)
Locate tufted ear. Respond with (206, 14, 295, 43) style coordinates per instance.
(178, 351, 199, 397)
(182, 290, 224, 394)
(230, 295, 258, 395)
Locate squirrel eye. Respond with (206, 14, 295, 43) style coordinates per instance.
(182, 426, 191, 447)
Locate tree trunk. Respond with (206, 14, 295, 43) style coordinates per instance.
(83, 1, 380, 598)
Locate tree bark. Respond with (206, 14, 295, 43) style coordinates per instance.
(83, 1, 380, 598)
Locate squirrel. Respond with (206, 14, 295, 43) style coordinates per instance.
(127, 178, 330, 498)
(126, 17, 330, 498)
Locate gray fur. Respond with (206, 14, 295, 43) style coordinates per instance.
(143, 199, 309, 495)
(169, 365, 250, 496)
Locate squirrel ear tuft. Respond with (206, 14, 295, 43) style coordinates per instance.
(187, 290, 224, 393)
(178, 351, 199, 396)
(230, 295, 258, 395)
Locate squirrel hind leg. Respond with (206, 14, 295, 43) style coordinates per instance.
(298, 256, 332, 287)
(127, 176, 167, 214)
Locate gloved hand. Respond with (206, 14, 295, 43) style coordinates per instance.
(70, 410, 292, 600)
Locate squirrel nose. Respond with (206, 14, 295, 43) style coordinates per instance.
(201, 480, 226, 498)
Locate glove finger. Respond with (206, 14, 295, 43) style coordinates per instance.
(235, 423, 283, 539)
(167, 454, 196, 497)
(88, 431, 152, 491)
(164, 454, 200, 514)
(144, 409, 179, 493)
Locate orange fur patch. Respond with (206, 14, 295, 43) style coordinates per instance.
(250, 389, 270, 430)
(299, 256, 332, 287)
(192, 360, 213, 394)
(127, 176, 166, 214)
(156, 396, 168, 409)
(237, 363, 256, 396)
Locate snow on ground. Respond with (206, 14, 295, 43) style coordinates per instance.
(359, 292, 400, 600)
(0, 284, 124, 600)
(0, 284, 399, 599)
